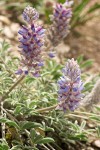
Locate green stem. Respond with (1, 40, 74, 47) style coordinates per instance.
(42, 144, 50, 150)
(36, 104, 57, 113)
(47, 143, 56, 150)
(75, 111, 100, 117)
(0, 74, 25, 103)
(52, 143, 63, 150)
(65, 114, 88, 120)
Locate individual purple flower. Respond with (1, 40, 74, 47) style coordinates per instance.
(17, 6, 45, 76)
(48, 0, 73, 46)
(48, 52, 56, 58)
(15, 69, 23, 75)
(56, 58, 84, 112)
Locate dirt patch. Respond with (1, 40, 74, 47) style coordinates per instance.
(65, 16, 100, 73)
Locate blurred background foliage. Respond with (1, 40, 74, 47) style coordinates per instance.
(0, 0, 100, 29)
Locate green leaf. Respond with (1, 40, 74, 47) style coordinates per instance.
(77, 55, 83, 64)
(80, 120, 86, 131)
(1, 41, 10, 51)
(0, 117, 7, 123)
(10, 146, 22, 150)
(87, 3, 100, 14)
(57, 0, 65, 4)
(6, 120, 20, 129)
(74, 0, 89, 14)
(90, 116, 100, 122)
(30, 129, 36, 142)
(34, 135, 43, 144)
(95, 106, 100, 111)
(25, 76, 35, 84)
(68, 122, 80, 131)
(80, 60, 93, 68)
(14, 106, 22, 115)
(84, 82, 94, 92)
(0, 117, 20, 129)
(21, 121, 41, 130)
(45, 127, 54, 132)
(2, 145, 9, 150)
(35, 137, 54, 144)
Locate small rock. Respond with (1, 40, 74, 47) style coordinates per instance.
(87, 123, 95, 128)
(87, 147, 94, 150)
(3, 26, 14, 39)
(10, 23, 19, 34)
(0, 22, 3, 28)
(56, 42, 70, 54)
(0, 15, 11, 25)
(92, 139, 100, 148)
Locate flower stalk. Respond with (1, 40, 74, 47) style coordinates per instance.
(36, 104, 57, 113)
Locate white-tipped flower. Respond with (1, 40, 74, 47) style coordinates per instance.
(16, 6, 45, 76)
(57, 58, 84, 112)
(23, 6, 39, 23)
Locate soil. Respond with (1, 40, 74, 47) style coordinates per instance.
(65, 16, 100, 73)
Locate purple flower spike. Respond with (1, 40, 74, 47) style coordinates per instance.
(48, 0, 73, 46)
(23, 5, 39, 23)
(56, 58, 84, 112)
(16, 6, 45, 76)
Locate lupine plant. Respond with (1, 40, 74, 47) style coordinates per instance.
(0, 1, 100, 150)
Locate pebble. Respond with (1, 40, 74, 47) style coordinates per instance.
(87, 147, 94, 150)
(87, 123, 95, 128)
(0, 15, 11, 25)
(56, 42, 70, 54)
(10, 23, 19, 34)
(3, 26, 14, 39)
(92, 139, 100, 148)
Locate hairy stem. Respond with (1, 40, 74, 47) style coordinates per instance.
(1, 102, 6, 138)
(75, 111, 100, 117)
(36, 104, 57, 113)
(42, 144, 50, 150)
(65, 114, 88, 120)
